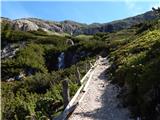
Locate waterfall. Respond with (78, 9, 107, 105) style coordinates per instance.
(58, 52, 65, 69)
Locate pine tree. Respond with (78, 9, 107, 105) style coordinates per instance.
(152, 7, 160, 17)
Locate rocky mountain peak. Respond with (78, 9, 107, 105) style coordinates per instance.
(1, 10, 158, 35)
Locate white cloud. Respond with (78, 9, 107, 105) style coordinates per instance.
(124, 0, 159, 16)
(125, 0, 136, 10)
(150, 1, 160, 9)
(124, 0, 144, 16)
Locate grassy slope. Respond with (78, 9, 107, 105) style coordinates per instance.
(108, 20, 160, 119)
(1, 19, 160, 120)
(1, 26, 107, 119)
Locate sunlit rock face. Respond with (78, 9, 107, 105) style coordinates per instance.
(66, 39, 74, 46)
(13, 19, 39, 31)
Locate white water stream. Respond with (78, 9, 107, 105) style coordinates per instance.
(58, 52, 65, 69)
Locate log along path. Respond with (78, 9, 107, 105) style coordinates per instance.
(69, 57, 132, 120)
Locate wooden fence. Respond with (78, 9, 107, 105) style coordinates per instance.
(54, 57, 100, 120)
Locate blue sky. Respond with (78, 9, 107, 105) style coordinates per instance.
(1, 1, 160, 24)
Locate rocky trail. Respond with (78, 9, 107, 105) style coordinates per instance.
(69, 57, 132, 120)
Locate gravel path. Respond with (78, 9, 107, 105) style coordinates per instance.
(69, 57, 132, 120)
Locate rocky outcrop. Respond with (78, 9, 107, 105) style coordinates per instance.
(13, 19, 39, 31)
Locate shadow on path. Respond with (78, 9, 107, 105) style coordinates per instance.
(71, 60, 131, 120)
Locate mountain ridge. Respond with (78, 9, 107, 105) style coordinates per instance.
(1, 10, 157, 35)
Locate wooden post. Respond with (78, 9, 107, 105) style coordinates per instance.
(62, 79, 70, 108)
(85, 62, 88, 73)
(89, 61, 93, 68)
(76, 67, 81, 86)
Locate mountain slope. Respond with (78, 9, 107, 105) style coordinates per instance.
(1, 11, 158, 35)
(1, 9, 160, 120)
(107, 19, 160, 119)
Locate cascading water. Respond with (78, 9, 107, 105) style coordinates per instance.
(58, 52, 65, 69)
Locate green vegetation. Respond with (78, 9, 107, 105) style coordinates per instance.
(1, 24, 108, 119)
(2, 15, 160, 120)
(75, 34, 93, 40)
(107, 20, 160, 119)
